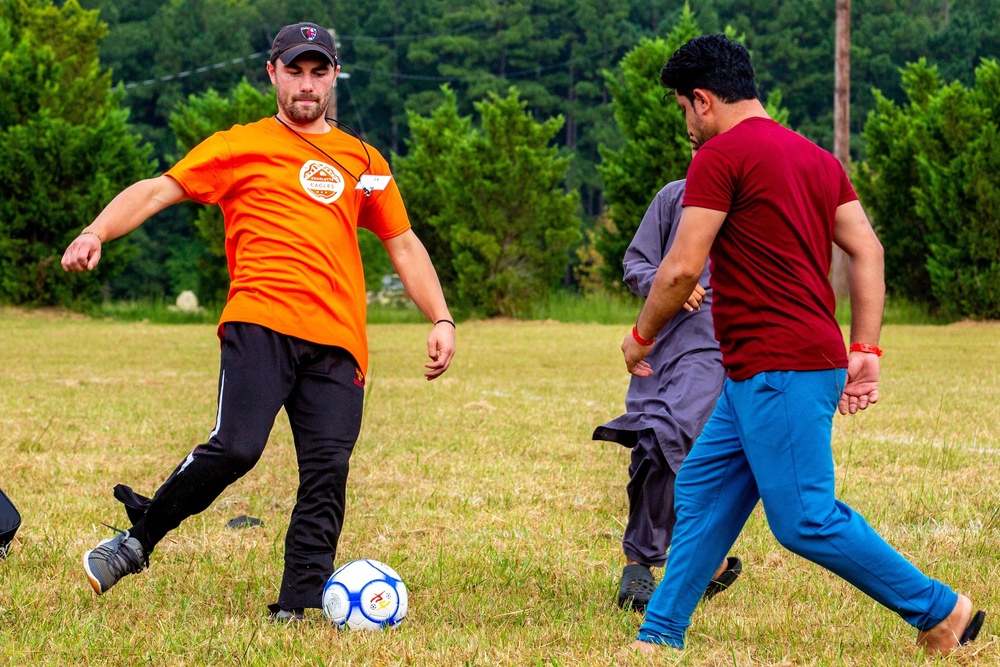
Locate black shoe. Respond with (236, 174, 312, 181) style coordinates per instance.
(617, 564, 656, 612)
(960, 610, 986, 645)
(82, 526, 148, 595)
(703, 556, 742, 600)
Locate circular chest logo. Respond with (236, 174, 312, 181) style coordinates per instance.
(299, 160, 345, 203)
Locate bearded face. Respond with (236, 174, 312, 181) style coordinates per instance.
(268, 55, 337, 128)
(675, 92, 717, 145)
(279, 86, 328, 124)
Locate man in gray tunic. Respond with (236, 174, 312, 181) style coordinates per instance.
(594, 171, 742, 611)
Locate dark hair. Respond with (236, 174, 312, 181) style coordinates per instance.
(660, 34, 758, 104)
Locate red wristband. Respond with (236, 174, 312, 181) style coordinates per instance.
(632, 325, 656, 346)
(849, 343, 883, 357)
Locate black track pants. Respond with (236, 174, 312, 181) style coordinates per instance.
(130, 322, 365, 609)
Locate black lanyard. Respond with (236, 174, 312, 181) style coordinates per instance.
(274, 115, 374, 195)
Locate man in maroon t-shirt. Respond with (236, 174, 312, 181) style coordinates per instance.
(618, 34, 983, 659)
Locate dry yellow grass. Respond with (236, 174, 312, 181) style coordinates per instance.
(0, 309, 996, 666)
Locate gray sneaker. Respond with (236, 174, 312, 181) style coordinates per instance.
(83, 527, 148, 595)
(267, 604, 305, 623)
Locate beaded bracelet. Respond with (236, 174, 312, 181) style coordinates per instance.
(79, 230, 104, 243)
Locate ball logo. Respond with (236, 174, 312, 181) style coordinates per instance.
(300, 160, 345, 203)
(368, 588, 393, 612)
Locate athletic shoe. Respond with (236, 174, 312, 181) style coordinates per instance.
(83, 526, 148, 595)
(267, 604, 305, 623)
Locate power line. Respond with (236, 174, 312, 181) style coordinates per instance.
(120, 11, 616, 91)
(120, 40, 628, 91)
(344, 44, 629, 82)
(122, 51, 267, 90)
(120, 21, 495, 90)
(337, 21, 490, 43)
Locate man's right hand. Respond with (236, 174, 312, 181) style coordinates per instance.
(61, 233, 103, 272)
(60, 176, 190, 273)
(683, 283, 706, 311)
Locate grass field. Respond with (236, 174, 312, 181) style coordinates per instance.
(0, 309, 996, 666)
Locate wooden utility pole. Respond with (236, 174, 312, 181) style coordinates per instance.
(327, 28, 338, 121)
(831, 0, 851, 300)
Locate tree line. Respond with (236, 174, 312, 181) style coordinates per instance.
(2, 0, 998, 318)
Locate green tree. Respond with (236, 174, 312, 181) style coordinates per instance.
(593, 8, 699, 289)
(390, 87, 472, 292)
(0, 0, 152, 306)
(853, 69, 931, 304)
(397, 86, 580, 317)
(857, 58, 1000, 318)
(77, 0, 341, 303)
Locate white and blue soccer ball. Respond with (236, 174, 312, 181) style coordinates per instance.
(322, 559, 408, 630)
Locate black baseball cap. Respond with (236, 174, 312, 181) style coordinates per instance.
(270, 22, 338, 66)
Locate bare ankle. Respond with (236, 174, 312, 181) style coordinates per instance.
(916, 594, 973, 657)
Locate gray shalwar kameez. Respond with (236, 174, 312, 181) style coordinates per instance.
(593, 179, 724, 567)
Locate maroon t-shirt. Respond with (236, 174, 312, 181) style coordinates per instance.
(682, 117, 857, 381)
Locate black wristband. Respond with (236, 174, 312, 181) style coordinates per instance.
(434, 319, 456, 328)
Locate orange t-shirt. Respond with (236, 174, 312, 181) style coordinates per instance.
(165, 117, 410, 373)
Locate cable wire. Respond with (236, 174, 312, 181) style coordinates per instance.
(343, 44, 628, 82)
(122, 51, 268, 90)
(120, 34, 627, 90)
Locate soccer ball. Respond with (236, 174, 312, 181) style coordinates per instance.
(322, 559, 408, 630)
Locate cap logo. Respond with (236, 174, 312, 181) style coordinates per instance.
(301, 26, 318, 41)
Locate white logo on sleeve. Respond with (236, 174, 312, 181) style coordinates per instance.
(300, 160, 345, 203)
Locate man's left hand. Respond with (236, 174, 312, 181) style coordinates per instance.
(425, 322, 455, 380)
(621, 333, 653, 377)
(839, 351, 880, 414)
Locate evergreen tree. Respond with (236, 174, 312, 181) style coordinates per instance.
(0, 0, 152, 306)
(857, 58, 1000, 318)
(397, 87, 580, 317)
(593, 8, 790, 291)
(593, 7, 699, 289)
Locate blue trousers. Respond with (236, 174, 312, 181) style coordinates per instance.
(638, 369, 957, 647)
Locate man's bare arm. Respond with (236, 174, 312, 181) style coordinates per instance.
(62, 175, 189, 272)
(832, 199, 885, 415)
(623, 206, 726, 375)
(382, 229, 455, 379)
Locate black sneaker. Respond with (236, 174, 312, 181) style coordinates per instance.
(617, 564, 656, 611)
(83, 526, 148, 595)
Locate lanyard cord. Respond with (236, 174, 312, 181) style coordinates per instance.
(273, 114, 374, 194)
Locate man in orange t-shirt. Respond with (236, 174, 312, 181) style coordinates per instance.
(61, 22, 455, 620)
